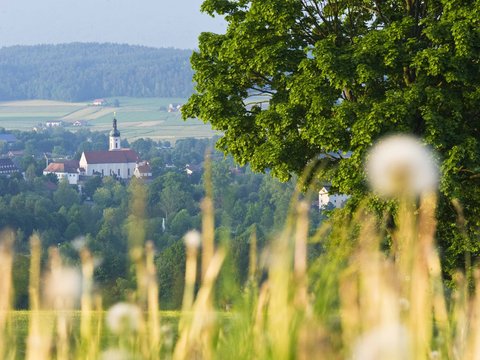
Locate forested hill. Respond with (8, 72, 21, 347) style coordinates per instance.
(0, 43, 194, 101)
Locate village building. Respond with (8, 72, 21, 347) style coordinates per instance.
(43, 160, 80, 185)
(79, 117, 139, 179)
(134, 161, 152, 179)
(0, 158, 20, 177)
(7, 150, 24, 158)
(73, 120, 88, 127)
(45, 120, 64, 128)
(167, 103, 182, 112)
(318, 186, 349, 209)
(92, 98, 106, 106)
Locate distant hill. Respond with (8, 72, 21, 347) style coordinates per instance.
(0, 43, 194, 101)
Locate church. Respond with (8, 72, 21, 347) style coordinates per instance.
(44, 116, 151, 183)
(79, 116, 143, 179)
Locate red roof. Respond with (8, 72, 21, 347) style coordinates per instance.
(137, 163, 151, 173)
(83, 149, 139, 164)
(44, 160, 79, 173)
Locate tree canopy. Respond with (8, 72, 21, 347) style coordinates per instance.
(182, 0, 480, 271)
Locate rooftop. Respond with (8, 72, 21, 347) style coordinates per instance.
(44, 160, 79, 173)
(82, 149, 139, 164)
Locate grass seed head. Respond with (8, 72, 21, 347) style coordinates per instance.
(184, 230, 201, 249)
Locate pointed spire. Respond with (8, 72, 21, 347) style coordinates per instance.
(109, 113, 121, 138)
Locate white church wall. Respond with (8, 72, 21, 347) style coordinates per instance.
(80, 161, 136, 179)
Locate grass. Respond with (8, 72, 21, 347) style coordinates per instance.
(9, 310, 182, 360)
(0, 97, 218, 141)
(0, 147, 479, 359)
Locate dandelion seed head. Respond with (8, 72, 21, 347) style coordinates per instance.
(365, 134, 438, 197)
(184, 230, 201, 249)
(398, 297, 410, 311)
(352, 323, 411, 360)
(100, 348, 132, 360)
(106, 302, 142, 334)
(44, 267, 82, 308)
(71, 236, 86, 251)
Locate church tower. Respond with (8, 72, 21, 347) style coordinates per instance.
(109, 114, 121, 151)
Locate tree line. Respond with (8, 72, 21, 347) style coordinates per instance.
(0, 43, 194, 101)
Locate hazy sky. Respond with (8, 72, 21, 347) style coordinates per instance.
(0, 0, 226, 49)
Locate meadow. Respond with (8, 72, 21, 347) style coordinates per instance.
(0, 98, 218, 142)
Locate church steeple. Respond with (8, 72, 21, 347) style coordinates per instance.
(109, 113, 121, 151)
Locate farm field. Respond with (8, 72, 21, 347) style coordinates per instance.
(0, 97, 218, 142)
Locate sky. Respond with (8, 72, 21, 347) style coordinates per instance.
(0, 0, 226, 49)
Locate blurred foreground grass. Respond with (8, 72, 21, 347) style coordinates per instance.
(9, 311, 186, 359)
(1, 138, 479, 359)
(1, 192, 477, 359)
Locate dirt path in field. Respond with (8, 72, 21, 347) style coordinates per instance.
(62, 107, 115, 120)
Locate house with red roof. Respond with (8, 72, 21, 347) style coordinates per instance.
(134, 161, 152, 179)
(92, 99, 106, 106)
(43, 159, 80, 185)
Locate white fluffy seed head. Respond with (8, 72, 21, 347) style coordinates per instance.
(184, 230, 201, 249)
(44, 267, 82, 309)
(365, 134, 439, 197)
(351, 323, 411, 360)
(71, 236, 86, 251)
(100, 348, 132, 360)
(106, 302, 142, 334)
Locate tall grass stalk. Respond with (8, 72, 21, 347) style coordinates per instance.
(0, 229, 14, 360)
(26, 233, 51, 360)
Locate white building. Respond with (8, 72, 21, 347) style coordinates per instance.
(45, 120, 63, 128)
(79, 149, 139, 178)
(0, 158, 20, 177)
(319, 186, 349, 209)
(92, 98, 106, 106)
(43, 160, 80, 185)
(134, 161, 152, 179)
(79, 117, 139, 179)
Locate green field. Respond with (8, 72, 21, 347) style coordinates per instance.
(0, 98, 218, 142)
(9, 310, 182, 359)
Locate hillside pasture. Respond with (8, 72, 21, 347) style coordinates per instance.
(0, 98, 218, 141)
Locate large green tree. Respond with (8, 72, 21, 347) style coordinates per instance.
(183, 0, 480, 270)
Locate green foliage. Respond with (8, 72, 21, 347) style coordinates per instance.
(184, 0, 480, 273)
(12, 254, 29, 309)
(156, 241, 186, 309)
(53, 179, 80, 208)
